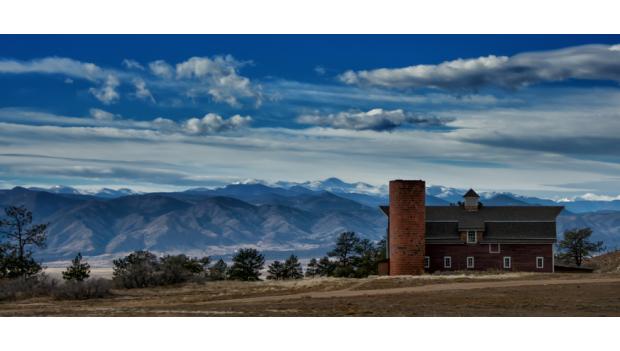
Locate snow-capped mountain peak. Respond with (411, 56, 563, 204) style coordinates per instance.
(27, 185, 138, 198)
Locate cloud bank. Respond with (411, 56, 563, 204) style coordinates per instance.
(297, 108, 452, 131)
(340, 44, 620, 90)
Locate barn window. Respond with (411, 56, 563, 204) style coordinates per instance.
(536, 257, 544, 269)
(467, 231, 477, 244)
(489, 243, 500, 253)
(424, 256, 430, 269)
(444, 256, 452, 268)
(503, 256, 512, 269)
(467, 256, 475, 269)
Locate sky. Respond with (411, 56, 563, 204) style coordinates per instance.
(1, 35, 620, 198)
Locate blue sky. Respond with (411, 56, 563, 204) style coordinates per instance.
(2, 35, 620, 199)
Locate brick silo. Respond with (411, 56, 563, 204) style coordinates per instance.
(388, 179, 426, 275)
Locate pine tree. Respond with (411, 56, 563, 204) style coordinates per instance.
(62, 252, 91, 282)
(283, 254, 303, 279)
(266, 260, 285, 280)
(209, 259, 228, 280)
(228, 248, 265, 281)
(558, 227, 605, 266)
(376, 238, 387, 261)
(305, 258, 319, 278)
(352, 238, 379, 277)
(112, 250, 159, 288)
(0, 205, 48, 278)
(316, 256, 335, 277)
(328, 231, 359, 277)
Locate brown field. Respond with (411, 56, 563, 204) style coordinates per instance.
(2, 272, 620, 316)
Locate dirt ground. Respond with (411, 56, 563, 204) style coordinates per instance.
(1, 273, 619, 316)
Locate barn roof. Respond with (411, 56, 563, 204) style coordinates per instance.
(380, 205, 564, 243)
(426, 205, 564, 226)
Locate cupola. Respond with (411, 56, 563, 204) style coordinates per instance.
(463, 188, 480, 211)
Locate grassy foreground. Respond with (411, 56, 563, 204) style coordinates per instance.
(1, 272, 619, 316)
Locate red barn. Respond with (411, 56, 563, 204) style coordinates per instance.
(379, 179, 563, 275)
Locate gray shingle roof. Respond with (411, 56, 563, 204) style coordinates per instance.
(381, 205, 563, 243)
(426, 205, 564, 229)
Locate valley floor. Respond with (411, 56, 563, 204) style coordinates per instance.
(1, 273, 620, 316)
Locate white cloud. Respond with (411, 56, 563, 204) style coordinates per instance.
(89, 74, 120, 104)
(151, 117, 178, 132)
(148, 60, 174, 79)
(297, 108, 451, 131)
(132, 78, 155, 102)
(182, 113, 252, 134)
(89, 108, 120, 121)
(340, 43, 620, 90)
(0, 56, 126, 104)
(175, 55, 260, 107)
(314, 66, 326, 76)
(122, 59, 145, 70)
(0, 57, 103, 81)
(147, 56, 260, 107)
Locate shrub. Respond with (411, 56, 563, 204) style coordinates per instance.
(0, 274, 112, 301)
(52, 278, 112, 300)
(112, 251, 211, 288)
(0, 274, 58, 301)
(157, 254, 208, 285)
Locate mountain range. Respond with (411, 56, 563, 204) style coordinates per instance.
(0, 178, 618, 263)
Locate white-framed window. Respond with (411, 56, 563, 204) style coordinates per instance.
(467, 231, 477, 244)
(503, 256, 512, 269)
(489, 243, 500, 253)
(536, 256, 544, 269)
(444, 256, 452, 268)
(424, 256, 430, 269)
(467, 256, 475, 269)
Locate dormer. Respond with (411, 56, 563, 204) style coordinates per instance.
(463, 188, 480, 212)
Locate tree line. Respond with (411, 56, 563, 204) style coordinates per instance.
(0, 204, 389, 286)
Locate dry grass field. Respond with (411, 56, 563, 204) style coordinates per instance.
(1, 272, 620, 316)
